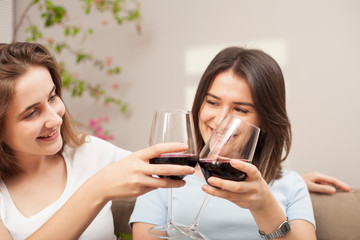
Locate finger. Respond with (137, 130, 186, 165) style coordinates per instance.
(229, 159, 261, 180)
(133, 142, 189, 161)
(145, 164, 195, 177)
(315, 174, 352, 192)
(143, 175, 187, 189)
(308, 182, 336, 194)
(202, 183, 248, 201)
(206, 176, 250, 193)
(333, 180, 352, 192)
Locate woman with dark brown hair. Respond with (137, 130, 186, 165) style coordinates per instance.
(131, 47, 317, 239)
(191, 47, 350, 195)
(0, 42, 195, 240)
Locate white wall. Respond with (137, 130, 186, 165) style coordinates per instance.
(15, 0, 360, 186)
(0, 0, 14, 43)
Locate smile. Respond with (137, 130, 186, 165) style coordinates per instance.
(38, 129, 57, 139)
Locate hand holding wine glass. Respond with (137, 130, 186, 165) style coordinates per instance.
(148, 109, 198, 239)
(181, 114, 260, 239)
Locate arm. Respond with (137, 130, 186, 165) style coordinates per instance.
(302, 171, 351, 194)
(133, 223, 164, 240)
(0, 221, 12, 240)
(203, 160, 316, 240)
(25, 143, 195, 240)
(130, 183, 169, 240)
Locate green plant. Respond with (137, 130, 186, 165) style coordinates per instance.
(13, 0, 141, 139)
(117, 232, 133, 240)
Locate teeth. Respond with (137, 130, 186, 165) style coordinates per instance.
(40, 130, 56, 138)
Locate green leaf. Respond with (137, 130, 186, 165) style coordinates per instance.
(78, 82, 85, 95)
(44, 14, 54, 27)
(55, 44, 63, 53)
(71, 88, 77, 97)
(45, 0, 53, 9)
(73, 27, 79, 36)
(118, 232, 132, 240)
(61, 73, 71, 88)
(115, 16, 124, 24)
(44, 5, 66, 27)
(64, 27, 70, 36)
(53, 6, 66, 15)
(76, 54, 87, 63)
(84, 0, 93, 14)
(112, 1, 121, 14)
(128, 10, 139, 21)
(121, 104, 128, 113)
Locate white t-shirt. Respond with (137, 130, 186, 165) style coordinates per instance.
(130, 169, 315, 240)
(0, 136, 131, 240)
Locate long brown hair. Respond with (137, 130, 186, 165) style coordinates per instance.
(191, 47, 292, 183)
(0, 42, 86, 178)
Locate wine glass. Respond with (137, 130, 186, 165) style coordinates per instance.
(179, 114, 260, 239)
(148, 109, 198, 239)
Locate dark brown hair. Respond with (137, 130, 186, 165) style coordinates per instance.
(0, 42, 86, 178)
(191, 47, 292, 183)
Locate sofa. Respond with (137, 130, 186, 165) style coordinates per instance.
(111, 187, 360, 240)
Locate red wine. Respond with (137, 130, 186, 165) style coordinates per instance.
(199, 158, 250, 187)
(149, 154, 198, 180)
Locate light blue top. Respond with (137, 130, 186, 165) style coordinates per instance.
(129, 169, 315, 240)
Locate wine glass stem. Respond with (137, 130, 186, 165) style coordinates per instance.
(191, 193, 210, 230)
(168, 188, 173, 224)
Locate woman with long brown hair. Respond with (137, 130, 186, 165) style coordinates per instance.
(131, 47, 317, 239)
(0, 42, 195, 239)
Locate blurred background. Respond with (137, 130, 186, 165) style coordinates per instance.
(1, 0, 359, 186)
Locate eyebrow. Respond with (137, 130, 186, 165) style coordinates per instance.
(206, 93, 255, 107)
(18, 85, 56, 117)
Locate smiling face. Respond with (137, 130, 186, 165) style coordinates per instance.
(198, 69, 261, 143)
(3, 65, 65, 160)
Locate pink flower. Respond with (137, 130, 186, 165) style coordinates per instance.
(89, 119, 97, 128)
(112, 83, 119, 89)
(88, 116, 115, 141)
(106, 57, 112, 66)
(96, 126, 103, 133)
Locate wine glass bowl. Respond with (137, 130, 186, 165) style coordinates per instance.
(147, 109, 198, 239)
(199, 115, 260, 186)
(179, 115, 260, 239)
(149, 153, 198, 180)
(199, 157, 250, 187)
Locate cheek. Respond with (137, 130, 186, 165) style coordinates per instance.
(4, 122, 40, 149)
(251, 115, 262, 129)
(198, 104, 211, 122)
(56, 100, 66, 118)
(198, 105, 211, 142)
(198, 105, 210, 129)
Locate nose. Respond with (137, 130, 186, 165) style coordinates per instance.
(44, 104, 63, 129)
(214, 107, 230, 128)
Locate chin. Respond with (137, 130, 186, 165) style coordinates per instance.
(49, 138, 64, 155)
